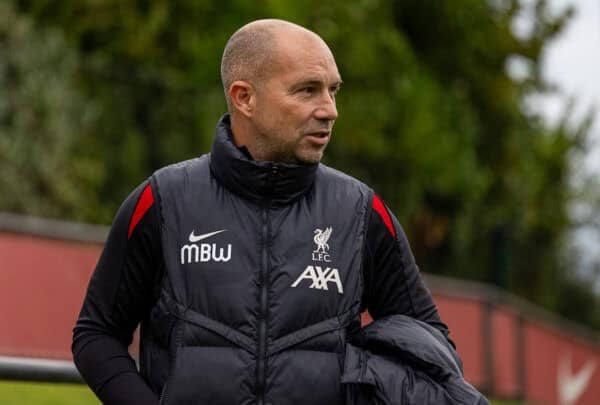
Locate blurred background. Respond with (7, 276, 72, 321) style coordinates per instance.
(0, 0, 598, 404)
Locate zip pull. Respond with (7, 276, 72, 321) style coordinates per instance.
(265, 163, 279, 200)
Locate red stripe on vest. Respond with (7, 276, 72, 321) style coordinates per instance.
(128, 184, 154, 239)
(372, 195, 396, 238)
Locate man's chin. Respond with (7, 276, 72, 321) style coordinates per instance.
(294, 151, 324, 165)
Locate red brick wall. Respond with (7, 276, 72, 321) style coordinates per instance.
(434, 294, 487, 388)
(0, 231, 100, 359)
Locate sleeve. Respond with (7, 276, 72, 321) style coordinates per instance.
(72, 180, 163, 405)
(362, 194, 452, 344)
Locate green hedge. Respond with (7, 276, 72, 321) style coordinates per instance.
(0, 380, 527, 404)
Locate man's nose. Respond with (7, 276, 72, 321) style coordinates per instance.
(314, 91, 338, 121)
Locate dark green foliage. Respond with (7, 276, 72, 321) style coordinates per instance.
(0, 2, 105, 221)
(2, 0, 598, 328)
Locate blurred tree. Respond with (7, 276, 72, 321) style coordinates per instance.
(387, 0, 582, 304)
(6, 0, 599, 328)
(0, 1, 104, 221)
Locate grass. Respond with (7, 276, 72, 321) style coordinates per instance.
(0, 380, 526, 404)
(0, 380, 99, 405)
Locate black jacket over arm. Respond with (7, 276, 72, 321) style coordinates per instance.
(342, 315, 488, 405)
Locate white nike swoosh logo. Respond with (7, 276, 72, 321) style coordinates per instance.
(558, 351, 597, 405)
(188, 229, 227, 243)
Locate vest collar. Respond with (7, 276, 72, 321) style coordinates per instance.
(209, 114, 318, 206)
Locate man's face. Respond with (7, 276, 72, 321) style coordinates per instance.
(250, 33, 341, 164)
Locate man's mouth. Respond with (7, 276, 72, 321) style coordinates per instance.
(305, 131, 331, 145)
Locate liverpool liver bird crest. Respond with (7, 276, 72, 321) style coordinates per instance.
(313, 227, 332, 253)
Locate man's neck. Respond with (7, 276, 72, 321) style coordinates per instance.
(229, 113, 250, 149)
(230, 114, 265, 162)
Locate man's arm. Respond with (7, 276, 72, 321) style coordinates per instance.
(362, 194, 452, 343)
(72, 181, 162, 404)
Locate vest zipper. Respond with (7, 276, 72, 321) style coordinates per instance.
(256, 206, 268, 405)
(257, 163, 278, 405)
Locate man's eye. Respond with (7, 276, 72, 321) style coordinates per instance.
(299, 87, 315, 94)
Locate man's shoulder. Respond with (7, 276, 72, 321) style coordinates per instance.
(149, 154, 211, 198)
(317, 163, 371, 191)
(152, 154, 210, 179)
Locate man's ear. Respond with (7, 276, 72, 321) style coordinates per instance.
(229, 81, 255, 118)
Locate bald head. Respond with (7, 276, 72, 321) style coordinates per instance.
(220, 19, 330, 112)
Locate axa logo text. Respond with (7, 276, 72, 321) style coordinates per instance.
(291, 265, 343, 294)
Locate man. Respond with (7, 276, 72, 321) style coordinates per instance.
(73, 19, 451, 404)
